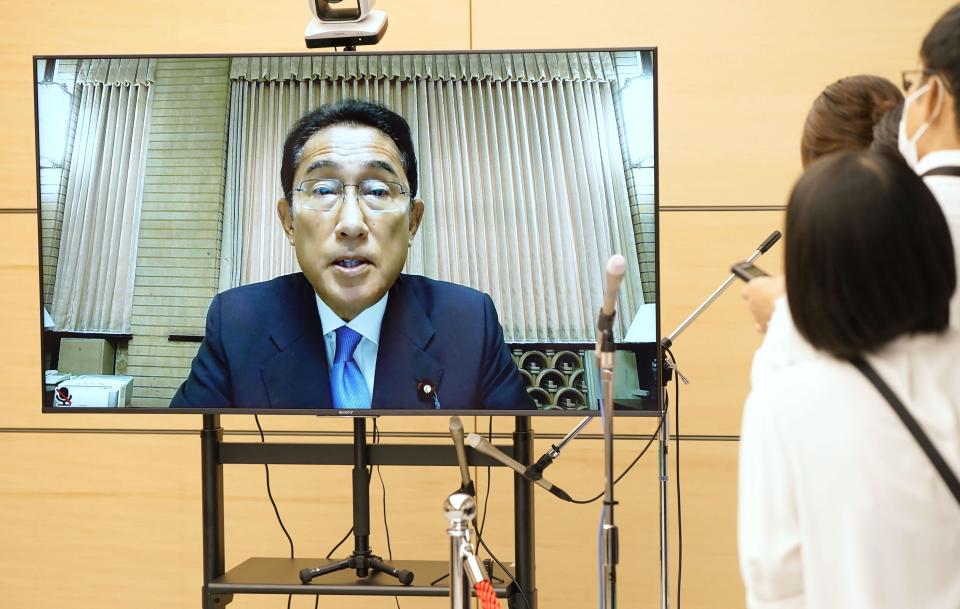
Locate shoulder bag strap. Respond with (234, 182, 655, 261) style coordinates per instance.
(921, 166, 960, 179)
(849, 355, 960, 507)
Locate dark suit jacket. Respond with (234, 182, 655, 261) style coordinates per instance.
(170, 273, 534, 410)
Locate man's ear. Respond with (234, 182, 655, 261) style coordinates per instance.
(408, 199, 425, 237)
(277, 197, 295, 243)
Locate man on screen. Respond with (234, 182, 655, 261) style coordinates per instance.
(171, 100, 533, 410)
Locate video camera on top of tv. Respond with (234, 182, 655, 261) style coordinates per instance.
(305, 0, 388, 49)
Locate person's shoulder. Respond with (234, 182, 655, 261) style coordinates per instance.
(219, 273, 308, 297)
(215, 273, 312, 311)
(395, 274, 488, 305)
(874, 329, 960, 389)
(742, 356, 846, 446)
(748, 353, 853, 415)
(922, 171, 960, 215)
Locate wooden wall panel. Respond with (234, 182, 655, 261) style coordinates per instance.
(473, 0, 942, 207)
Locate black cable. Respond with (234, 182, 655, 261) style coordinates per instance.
(372, 421, 401, 609)
(564, 409, 666, 504)
(372, 421, 393, 561)
(254, 415, 295, 609)
(477, 535, 531, 609)
(325, 526, 354, 559)
(475, 417, 494, 552)
(665, 347, 682, 609)
(255, 416, 296, 556)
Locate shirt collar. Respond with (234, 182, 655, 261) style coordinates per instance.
(916, 149, 960, 176)
(315, 291, 389, 346)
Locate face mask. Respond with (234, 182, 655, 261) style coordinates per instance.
(898, 77, 944, 170)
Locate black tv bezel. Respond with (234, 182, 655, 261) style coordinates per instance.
(34, 46, 661, 416)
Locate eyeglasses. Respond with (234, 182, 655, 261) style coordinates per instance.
(901, 69, 937, 92)
(292, 178, 412, 213)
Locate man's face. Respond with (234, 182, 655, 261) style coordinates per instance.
(278, 124, 424, 321)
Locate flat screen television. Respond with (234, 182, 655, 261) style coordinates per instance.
(35, 48, 659, 415)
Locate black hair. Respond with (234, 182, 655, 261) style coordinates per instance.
(800, 75, 903, 167)
(280, 99, 418, 201)
(869, 101, 904, 158)
(921, 3, 960, 128)
(785, 150, 956, 360)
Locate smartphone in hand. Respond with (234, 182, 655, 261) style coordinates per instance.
(731, 261, 770, 282)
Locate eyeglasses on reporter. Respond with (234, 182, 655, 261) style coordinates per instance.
(901, 68, 938, 92)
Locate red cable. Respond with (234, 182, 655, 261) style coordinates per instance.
(474, 579, 501, 609)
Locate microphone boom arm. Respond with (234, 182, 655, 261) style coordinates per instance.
(529, 416, 593, 477)
(661, 230, 781, 349)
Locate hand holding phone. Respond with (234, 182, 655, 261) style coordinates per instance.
(735, 263, 783, 333)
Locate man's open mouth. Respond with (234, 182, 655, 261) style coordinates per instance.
(333, 257, 371, 269)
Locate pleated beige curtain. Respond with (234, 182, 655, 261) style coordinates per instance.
(221, 53, 643, 341)
(50, 59, 155, 332)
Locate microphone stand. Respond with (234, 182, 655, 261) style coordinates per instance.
(654, 230, 781, 609)
(444, 493, 477, 609)
(597, 307, 618, 609)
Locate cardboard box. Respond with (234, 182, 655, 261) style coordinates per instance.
(58, 338, 116, 375)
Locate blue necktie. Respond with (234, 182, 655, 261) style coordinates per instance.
(330, 326, 370, 409)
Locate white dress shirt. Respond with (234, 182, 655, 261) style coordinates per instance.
(315, 292, 389, 401)
(739, 330, 960, 609)
(917, 149, 960, 329)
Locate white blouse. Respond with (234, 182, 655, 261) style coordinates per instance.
(917, 150, 960, 330)
(739, 330, 960, 609)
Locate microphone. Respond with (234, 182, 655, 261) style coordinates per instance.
(417, 379, 441, 409)
(597, 254, 627, 355)
(466, 432, 572, 502)
(601, 254, 628, 317)
(448, 416, 475, 496)
(756, 230, 781, 254)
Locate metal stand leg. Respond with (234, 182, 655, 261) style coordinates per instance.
(659, 395, 670, 609)
(512, 416, 537, 609)
(201, 414, 232, 609)
(298, 418, 413, 586)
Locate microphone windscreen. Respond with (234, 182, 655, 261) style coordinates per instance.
(606, 254, 627, 277)
(601, 254, 628, 316)
(757, 230, 782, 254)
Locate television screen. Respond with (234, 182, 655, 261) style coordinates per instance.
(35, 49, 658, 415)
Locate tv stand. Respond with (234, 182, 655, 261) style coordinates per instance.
(199, 414, 538, 608)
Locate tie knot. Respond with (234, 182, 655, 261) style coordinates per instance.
(334, 326, 363, 364)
